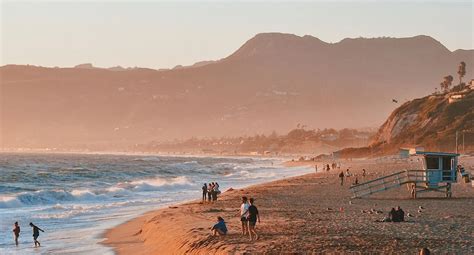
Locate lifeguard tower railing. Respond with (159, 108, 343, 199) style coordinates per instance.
(350, 170, 428, 198)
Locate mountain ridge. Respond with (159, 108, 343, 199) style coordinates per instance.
(1, 33, 473, 150)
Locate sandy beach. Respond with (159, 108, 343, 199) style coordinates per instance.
(103, 158, 474, 254)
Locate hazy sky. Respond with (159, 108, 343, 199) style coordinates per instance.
(1, 0, 472, 69)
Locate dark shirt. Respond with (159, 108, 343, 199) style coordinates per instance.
(392, 209, 405, 222)
(248, 205, 259, 222)
(202, 186, 207, 193)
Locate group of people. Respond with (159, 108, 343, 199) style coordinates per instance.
(12, 222, 44, 247)
(315, 162, 341, 172)
(381, 206, 405, 222)
(202, 182, 220, 202)
(210, 196, 261, 241)
(338, 168, 367, 186)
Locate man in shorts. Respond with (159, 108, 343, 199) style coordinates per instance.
(247, 198, 260, 241)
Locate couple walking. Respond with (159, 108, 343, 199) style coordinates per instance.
(240, 196, 260, 241)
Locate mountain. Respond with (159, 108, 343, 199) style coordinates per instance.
(338, 87, 474, 157)
(1, 33, 473, 150)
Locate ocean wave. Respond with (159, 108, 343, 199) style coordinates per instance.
(0, 176, 192, 208)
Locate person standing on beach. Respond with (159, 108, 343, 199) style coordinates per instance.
(212, 183, 218, 201)
(214, 182, 220, 201)
(339, 171, 344, 186)
(202, 183, 208, 202)
(247, 198, 260, 241)
(13, 222, 20, 246)
(240, 196, 250, 236)
(29, 222, 44, 247)
(207, 183, 213, 202)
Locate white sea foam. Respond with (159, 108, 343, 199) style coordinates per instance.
(0, 176, 192, 208)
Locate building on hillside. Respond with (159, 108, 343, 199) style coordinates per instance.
(449, 94, 465, 103)
(399, 147, 425, 158)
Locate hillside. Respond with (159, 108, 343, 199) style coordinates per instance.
(1, 33, 473, 149)
(338, 89, 474, 157)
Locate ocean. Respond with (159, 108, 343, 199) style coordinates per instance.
(0, 152, 312, 254)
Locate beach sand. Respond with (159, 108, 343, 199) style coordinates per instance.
(103, 158, 474, 254)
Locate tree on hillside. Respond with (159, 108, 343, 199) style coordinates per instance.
(440, 75, 454, 92)
(457, 61, 466, 84)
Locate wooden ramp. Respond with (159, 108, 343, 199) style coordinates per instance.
(350, 170, 427, 198)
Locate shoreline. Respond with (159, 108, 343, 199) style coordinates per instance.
(102, 157, 474, 254)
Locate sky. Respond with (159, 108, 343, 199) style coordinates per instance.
(1, 0, 472, 69)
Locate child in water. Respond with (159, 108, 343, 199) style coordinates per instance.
(13, 222, 20, 246)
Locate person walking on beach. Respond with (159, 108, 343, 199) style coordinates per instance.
(247, 198, 260, 241)
(13, 221, 20, 246)
(29, 222, 44, 247)
(339, 171, 344, 186)
(240, 196, 250, 236)
(211, 216, 228, 237)
(202, 183, 208, 202)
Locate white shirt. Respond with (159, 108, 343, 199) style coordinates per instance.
(240, 202, 250, 217)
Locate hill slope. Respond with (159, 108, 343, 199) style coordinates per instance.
(1, 33, 473, 149)
(372, 90, 474, 152)
(338, 89, 474, 157)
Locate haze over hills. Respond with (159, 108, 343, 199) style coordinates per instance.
(1, 33, 473, 150)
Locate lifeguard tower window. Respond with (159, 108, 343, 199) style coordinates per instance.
(426, 156, 439, 169)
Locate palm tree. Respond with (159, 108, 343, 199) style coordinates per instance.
(457, 61, 466, 85)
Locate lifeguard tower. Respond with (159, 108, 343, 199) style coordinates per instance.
(350, 151, 460, 199)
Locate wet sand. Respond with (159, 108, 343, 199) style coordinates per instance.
(103, 157, 474, 254)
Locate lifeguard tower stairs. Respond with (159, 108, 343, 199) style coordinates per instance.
(350, 152, 460, 199)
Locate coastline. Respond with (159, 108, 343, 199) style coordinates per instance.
(102, 158, 474, 254)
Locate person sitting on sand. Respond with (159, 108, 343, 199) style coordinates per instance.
(240, 196, 250, 235)
(13, 221, 20, 246)
(211, 216, 228, 236)
(339, 171, 344, 186)
(247, 198, 260, 241)
(393, 206, 405, 222)
(202, 183, 208, 202)
(29, 222, 44, 247)
(388, 208, 396, 222)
